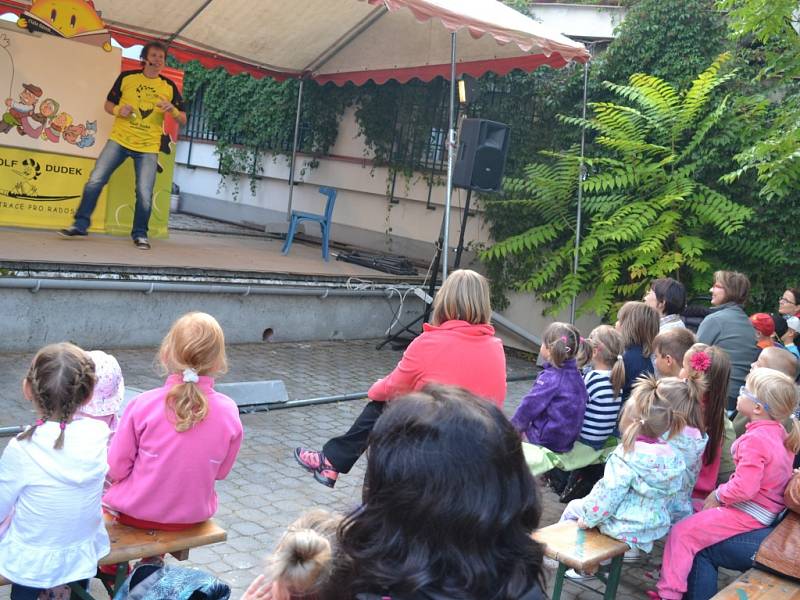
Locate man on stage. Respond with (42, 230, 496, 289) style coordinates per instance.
(60, 41, 186, 249)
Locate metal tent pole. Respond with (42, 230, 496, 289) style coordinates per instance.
(286, 78, 305, 221)
(569, 59, 590, 324)
(443, 32, 457, 281)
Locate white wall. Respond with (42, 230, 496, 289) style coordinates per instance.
(174, 105, 489, 262)
(529, 2, 626, 40)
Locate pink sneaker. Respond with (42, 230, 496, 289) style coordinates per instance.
(294, 447, 339, 488)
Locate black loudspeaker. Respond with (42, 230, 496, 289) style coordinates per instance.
(452, 118, 510, 192)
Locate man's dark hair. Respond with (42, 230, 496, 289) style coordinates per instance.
(651, 277, 687, 316)
(324, 385, 545, 600)
(140, 41, 168, 62)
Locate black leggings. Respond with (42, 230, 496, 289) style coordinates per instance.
(323, 401, 385, 473)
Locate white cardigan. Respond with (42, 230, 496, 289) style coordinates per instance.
(0, 419, 110, 587)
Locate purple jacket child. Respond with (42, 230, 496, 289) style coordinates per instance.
(510, 358, 588, 453)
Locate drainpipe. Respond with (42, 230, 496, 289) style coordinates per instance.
(0, 278, 410, 298)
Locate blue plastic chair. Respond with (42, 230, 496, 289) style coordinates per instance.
(282, 186, 337, 261)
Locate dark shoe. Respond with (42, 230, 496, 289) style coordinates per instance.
(294, 447, 339, 488)
(58, 226, 88, 238)
(133, 237, 151, 250)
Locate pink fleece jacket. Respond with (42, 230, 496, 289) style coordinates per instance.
(367, 320, 507, 407)
(716, 419, 793, 516)
(103, 375, 243, 525)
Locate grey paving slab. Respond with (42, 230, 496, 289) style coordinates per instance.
(0, 341, 736, 599)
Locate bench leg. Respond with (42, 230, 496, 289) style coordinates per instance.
(603, 554, 624, 600)
(98, 562, 129, 597)
(68, 581, 95, 600)
(551, 562, 567, 600)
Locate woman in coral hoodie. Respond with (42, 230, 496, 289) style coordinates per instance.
(103, 312, 243, 529)
(295, 269, 507, 488)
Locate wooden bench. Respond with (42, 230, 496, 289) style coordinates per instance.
(532, 520, 630, 600)
(712, 568, 800, 599)
(0, 517, 227, 598)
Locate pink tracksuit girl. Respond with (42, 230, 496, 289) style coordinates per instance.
(656, 419, 793, 599)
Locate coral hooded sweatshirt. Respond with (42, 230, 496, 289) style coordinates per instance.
(368, 320, 507, 407)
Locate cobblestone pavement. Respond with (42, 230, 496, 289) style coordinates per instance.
(0, 340, 736, 599)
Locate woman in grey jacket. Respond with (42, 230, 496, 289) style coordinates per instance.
(696, 271, 760, 412)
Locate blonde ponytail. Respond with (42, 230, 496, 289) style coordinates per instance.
(159, 312, 227, 433)
(588, 325, 626, 397)
(166, 382, 209, 432)
(787, 415, 800, 455)
(620, 375, 673, 453)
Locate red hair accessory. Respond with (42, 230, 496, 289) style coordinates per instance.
(689, 351, 711, 373)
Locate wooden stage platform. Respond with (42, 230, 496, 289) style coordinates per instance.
(0, 225, 421, 284)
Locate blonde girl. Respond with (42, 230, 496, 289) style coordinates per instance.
(578, 325, 627, 449)
(104, 312, 243, 529)
(654, 368, 800, 600)
(0, 343, 109, 598)
(616, 301, 660, 401)
(243, 510, 340, 600)
(561, 376, 684, 554)
(657, 376, 708, 522)
(679, 343, 735, 510)
(511, 322, 589, 453)
(296, 269, 506, 488)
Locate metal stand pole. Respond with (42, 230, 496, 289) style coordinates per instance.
(286, 78, 305, 221)
(569, 59, 590, 324)
(442, 32, 457, 281)
(453, 188, 472, 270)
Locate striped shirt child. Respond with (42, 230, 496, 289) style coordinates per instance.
(579, 369, 622, 449)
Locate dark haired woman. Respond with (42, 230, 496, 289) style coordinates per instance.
(323, 386, 546, 600)
(644, 277, 687, 332)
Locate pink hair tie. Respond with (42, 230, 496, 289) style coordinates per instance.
(59, 421, 66, 430)
(34, 419, 44, 426)
(689, 351, 711, 373)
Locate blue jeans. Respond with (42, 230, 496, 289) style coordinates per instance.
(684, 526, 772, 600)
(73, 139, 158, 239)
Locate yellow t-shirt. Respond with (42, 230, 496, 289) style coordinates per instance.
(106, 70, 184, 153)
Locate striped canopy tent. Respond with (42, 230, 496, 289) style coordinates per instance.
(0, 0, 590, 277)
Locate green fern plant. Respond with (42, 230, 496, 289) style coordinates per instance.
(483, 54, 752, 318)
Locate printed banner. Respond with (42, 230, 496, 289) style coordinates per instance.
(0, 145, 106, 230)
(0, 21, 120, 159)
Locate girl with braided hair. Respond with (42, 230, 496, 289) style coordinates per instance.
(103, 312, 242, 531)
(0, 343, 110, 599)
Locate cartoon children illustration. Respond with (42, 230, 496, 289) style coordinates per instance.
(20, 97, 59, 138)
(42, 111, 72, 143)
(62, 123, 84, 145)
(76, 120, 96, 148)
(0, 83, 42, 134)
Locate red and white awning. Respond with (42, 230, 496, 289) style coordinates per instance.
(0, 0, 589, 83)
